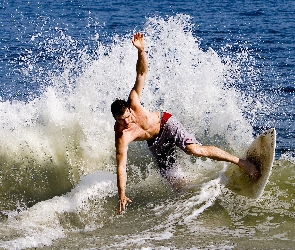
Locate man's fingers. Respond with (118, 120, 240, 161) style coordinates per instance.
(126, 197, 132, 203)
(132, 32, 143, 42)
(117, 197, 132, 215)
(117, 201, 125, 215)
(135, 32, 141, 39)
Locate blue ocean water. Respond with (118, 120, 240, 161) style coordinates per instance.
(0, 0, 294, 249)
(1, 0, 294, 154)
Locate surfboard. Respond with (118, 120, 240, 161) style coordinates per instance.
(224, 128, 276, 199)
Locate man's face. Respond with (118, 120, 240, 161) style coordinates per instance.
(115, 108, 133, 128)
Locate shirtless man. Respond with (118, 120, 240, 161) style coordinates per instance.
(111, 32, 260, 215)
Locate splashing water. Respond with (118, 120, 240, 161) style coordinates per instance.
(0, 14, 283, 249)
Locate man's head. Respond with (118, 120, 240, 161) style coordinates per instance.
(111, 99, 134, 128)
(111, 99, 129, 119)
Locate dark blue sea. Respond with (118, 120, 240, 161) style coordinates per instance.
(0, 1, 294, 249)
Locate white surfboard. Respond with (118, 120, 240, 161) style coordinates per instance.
(224, 128, 276, 199)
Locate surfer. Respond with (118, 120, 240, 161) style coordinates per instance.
(111, 32, 260, 215)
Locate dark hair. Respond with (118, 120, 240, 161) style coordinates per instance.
(111, 99, 129, 118)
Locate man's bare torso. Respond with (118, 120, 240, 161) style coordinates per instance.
(114, 108, 161, 142)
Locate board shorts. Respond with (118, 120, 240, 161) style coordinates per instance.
(147, 112, 201, 178)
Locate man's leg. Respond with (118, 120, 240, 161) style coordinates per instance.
(186, 143, 260, 180)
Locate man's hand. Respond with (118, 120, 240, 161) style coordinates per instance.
(132, 32, 145, 52)
(117, 196, 132, 215)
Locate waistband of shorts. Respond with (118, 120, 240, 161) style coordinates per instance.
(147, 112, 172, 147)
(161, 112, 172, 128)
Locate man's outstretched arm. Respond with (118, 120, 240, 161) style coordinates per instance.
(116, 136, 132, 215)
(129, 32, 148, 104)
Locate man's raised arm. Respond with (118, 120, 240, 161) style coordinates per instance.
(129, 32, 148, 104)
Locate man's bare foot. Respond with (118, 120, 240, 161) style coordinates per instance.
(238, 159, 261, 181)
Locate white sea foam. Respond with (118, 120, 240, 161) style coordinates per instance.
(0, 14, 268, 249)
(0, 171, 116, 249)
